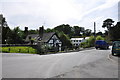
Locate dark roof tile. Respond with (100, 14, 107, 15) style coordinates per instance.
(25, 32, 55, 43)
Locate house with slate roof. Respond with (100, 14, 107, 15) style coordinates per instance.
(25, 26, 62, 51)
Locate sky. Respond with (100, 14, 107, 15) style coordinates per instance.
(0, 0, 119, 32)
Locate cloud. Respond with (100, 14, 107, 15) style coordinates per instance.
(0, 0, 119, 32)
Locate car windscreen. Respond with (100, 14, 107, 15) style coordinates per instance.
(114, 42, 120, 47)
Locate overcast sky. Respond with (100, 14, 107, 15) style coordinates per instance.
(0, 0, 119, 32)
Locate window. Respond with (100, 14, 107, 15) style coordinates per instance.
(79, 40, 81, 42)
(76, 44, 78, 46)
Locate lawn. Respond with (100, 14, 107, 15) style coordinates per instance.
(0, 46, 37, 54)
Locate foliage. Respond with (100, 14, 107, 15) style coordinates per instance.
(73, 26, 84, 36)
(2, 27, 11, 44)
(87, 36, 95, 47)
(58, 32, 73, 50)
(45, 28, 54, 33)
(80, 41, 90, 48)
(54, 24, 73, 37)
(109, 22, 120, 40)
(9, 27, 24, 44)
(83, 29, 92, 36)
(102, 18, 120, 41)
(96, 36, 104, 40)
(102, 18, 114, 30)
(28, 29, 38, 34)
(80, 36, 95, 48)
(1, 46, 37, 54)
(96, 32, 103, 36)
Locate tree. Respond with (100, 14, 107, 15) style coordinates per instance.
(8, 27, 24, 44)
(83, 29, 92, 36)
(102, 18, 115, 40)
(73, 26, 84, 37)
(96, 32, 103, 36)
(58, 32, 73, 50)
(1, 15, 10, 44)
(102, 18, 114, 30)
(29, 29, 38, 34)
(104, 30, 108, 36)
(109, 22, 120, 40)
(2, 27, 11, 44)
(45, 28, 54, 33)
(54, 24, 73, 37)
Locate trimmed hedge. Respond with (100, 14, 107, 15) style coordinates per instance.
(0, 46, 37, 54)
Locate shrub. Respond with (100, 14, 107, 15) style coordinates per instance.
(80, 36, 95, 48)
(1, 46, 37, 54)
(96, 36, 104, 40)
(80, 36, 105, 48)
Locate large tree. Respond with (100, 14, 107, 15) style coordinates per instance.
(54, 24, 73, 37)
(1, 15, 11, 44)
(83, 29, 92, 36)
(73, 26, 84, 37)
(102, 18, 114, 30)
(109, 22, 120, 40)
(8, 27, 24, 44)
(102, 18, 115, 40)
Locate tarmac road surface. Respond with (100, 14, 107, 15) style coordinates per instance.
(2, 48, 118, 78)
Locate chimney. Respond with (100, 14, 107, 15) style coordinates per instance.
(25, 27, 28, 31)
(24, 27, 28, 34)
(24, 27, 28, 39)
(39, 26, 44, 38)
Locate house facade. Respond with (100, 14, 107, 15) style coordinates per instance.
(71, 37, 90, 47)
(25, 27, 62, 51)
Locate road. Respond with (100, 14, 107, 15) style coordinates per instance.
(2, 48, 118, 78)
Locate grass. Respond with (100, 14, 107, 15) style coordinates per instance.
(0, 46, 37, 54)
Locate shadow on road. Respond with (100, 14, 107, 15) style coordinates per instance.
(111, 54, 120, 58)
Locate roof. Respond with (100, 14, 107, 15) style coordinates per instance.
(71, 38, 83, 40)
(25, 32, 56, 43)
(85, 37, 90, 39)
(71, 37, 90, 41)
(41, 32, 56, 42)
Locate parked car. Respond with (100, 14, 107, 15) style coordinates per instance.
(112, 41, 120, 55)
(95, 40, 109, 49)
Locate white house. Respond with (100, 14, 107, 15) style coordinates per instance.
(71, 37, 90, 47)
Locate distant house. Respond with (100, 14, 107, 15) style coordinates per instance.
(25, 27, 62, 51)
(71, 37, 90, 47)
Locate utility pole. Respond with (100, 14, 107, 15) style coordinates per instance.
(94, 22, 96, 37)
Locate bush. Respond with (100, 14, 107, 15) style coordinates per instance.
(80, 36, 95, 48)
(80, 36, 105, 48)
(96, 36, 104, 40)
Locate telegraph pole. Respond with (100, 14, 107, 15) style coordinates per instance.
(94, 22, 96, 37)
